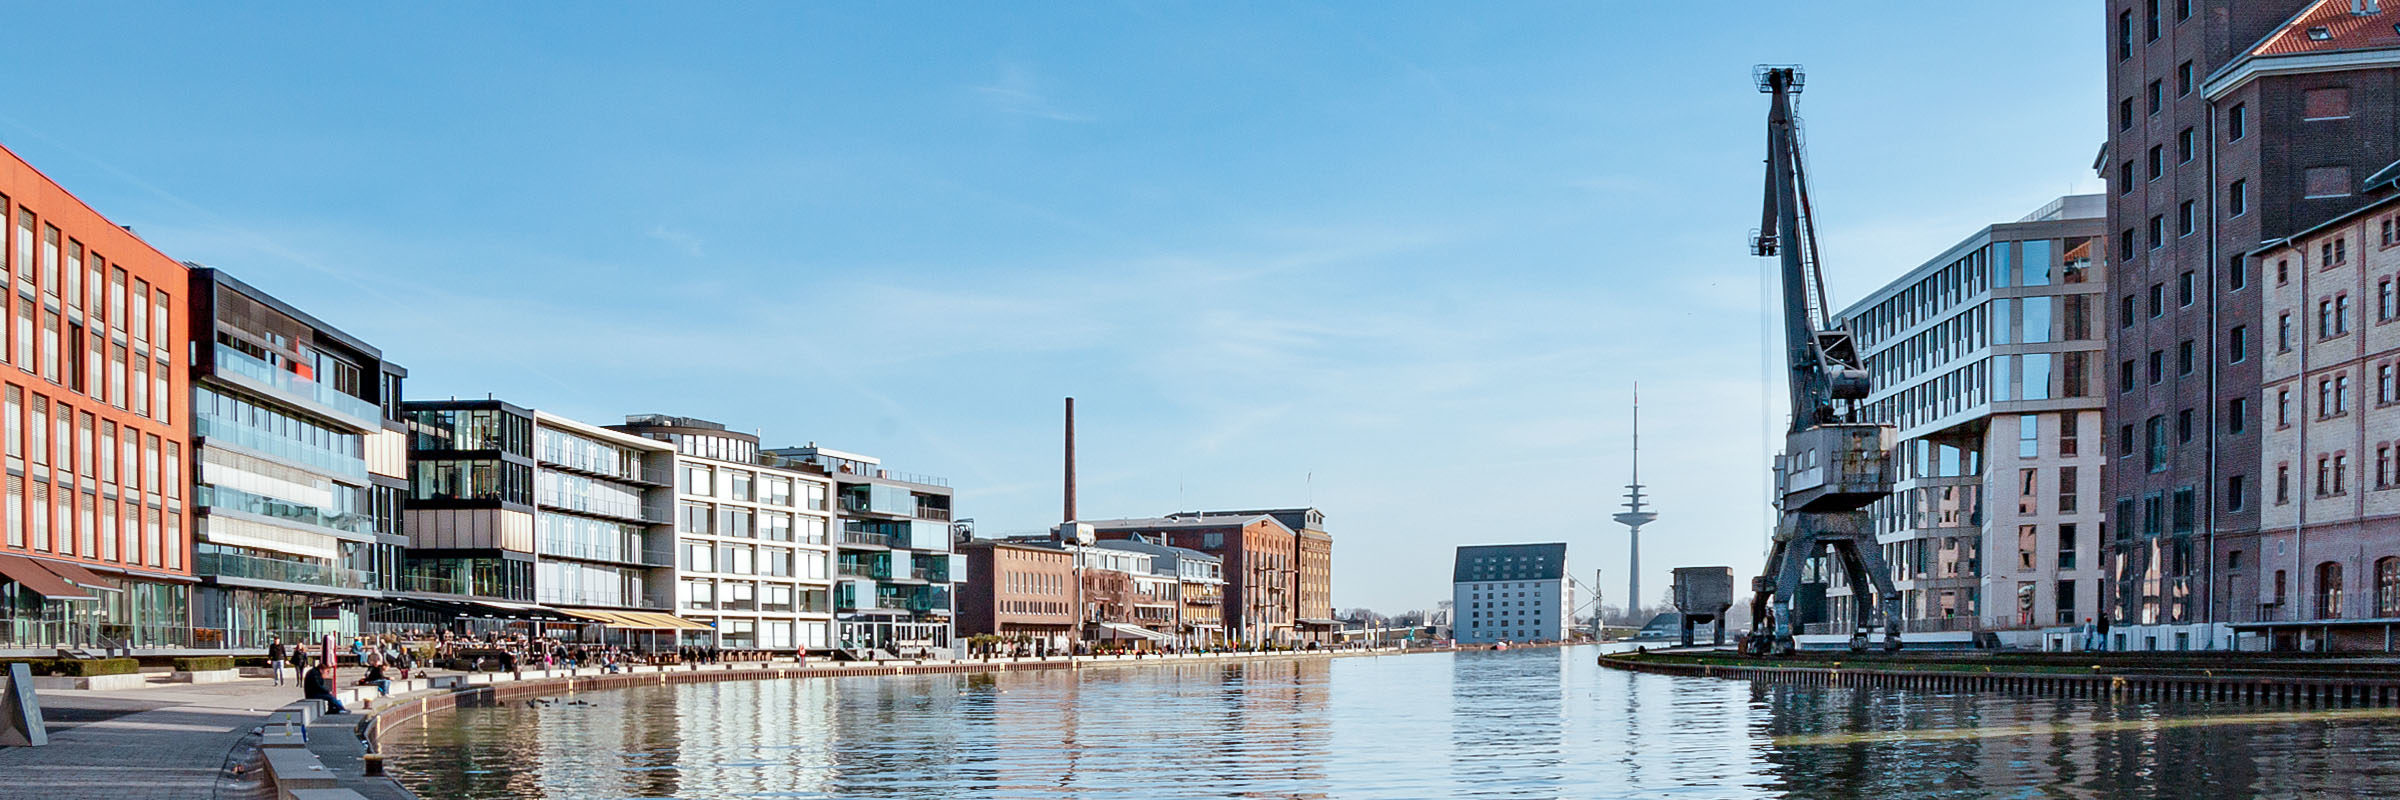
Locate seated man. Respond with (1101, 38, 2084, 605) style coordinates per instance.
(357, 662, 392, 697)
(303, 664, 348, 714)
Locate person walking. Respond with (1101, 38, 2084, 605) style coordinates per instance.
(2096, 613, 2113, 652)
(267, 635, 288, 686)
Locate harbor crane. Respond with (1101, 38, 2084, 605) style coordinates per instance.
(1743, 66, 1903, 656)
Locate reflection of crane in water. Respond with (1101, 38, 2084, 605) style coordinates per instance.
(1744, 66, 1903, 655)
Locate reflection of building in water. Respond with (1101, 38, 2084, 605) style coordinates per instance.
(1447, 649, 1569, 796)
(668, 679, 840, 797)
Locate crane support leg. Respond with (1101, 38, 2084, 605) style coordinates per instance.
(1843, 532, 1905, 653)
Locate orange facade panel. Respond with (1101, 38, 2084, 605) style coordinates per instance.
(0, 142, 192, 581)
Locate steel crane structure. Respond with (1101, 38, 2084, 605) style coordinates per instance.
(1743, 66, 1904, 656)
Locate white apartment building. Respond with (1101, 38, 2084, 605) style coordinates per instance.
(1825, 196, 2110, 648)
(612, 415, 836, 652)
(1450, 543, 1569, 644)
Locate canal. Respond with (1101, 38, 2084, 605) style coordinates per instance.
(381, 645, 2400, 798)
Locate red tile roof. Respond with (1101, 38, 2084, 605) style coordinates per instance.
(2254, 0, 2400, 56)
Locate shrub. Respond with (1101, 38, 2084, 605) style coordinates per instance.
(55, 658, 139, 677)
(0, 658, 56, 676)
(174, 656, 236, 672)
(233, 656, 270, 668)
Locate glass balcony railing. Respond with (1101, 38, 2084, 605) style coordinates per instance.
(196, 550, 376, 591)
(537, 490, 672, 523)
(197, 485, 375, 537)
(539, 538, 673, 567)
(195, 416, 370, 481)
(213, 347, 382, 424)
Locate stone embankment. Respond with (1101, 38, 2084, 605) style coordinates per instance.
(1602, 650, 2400, 706)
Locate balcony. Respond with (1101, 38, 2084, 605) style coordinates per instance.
(197, 550, 376, 592)
(195, 417, 370, 481)
(540, 538, 673, 567)
(212, 347, 383, 426)
(537, 490, 673, 524)
(915, 506, 952, 522)
(197, 485, 376, 538)
(837, 563, 883, 579)
(840, 530, 896, 548)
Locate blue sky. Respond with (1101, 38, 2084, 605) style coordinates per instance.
(0, 2, 2103, 613)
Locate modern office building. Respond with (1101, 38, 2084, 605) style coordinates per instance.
(1182, 507, 1336, 643)
(2247, 191, 2400, 650)
(2103, 0, 2400, 647)
(0, 143, 197, 652)
(1086, 513, 1298, 646)
(397, 400, 694, 634)
(188, 269, 408, 647)
(1451, 543, 1570, 644)
(761, 444, 959, 651)
(955, 537, 1077, 649)
(1817, 196, 2111, 647)
(612, 415, 837, 652)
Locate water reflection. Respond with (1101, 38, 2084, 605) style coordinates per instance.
(384, 647, 2400, 798)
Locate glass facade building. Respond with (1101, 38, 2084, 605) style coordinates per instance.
(189, 269, 408, 648)
(761, 444, 958, 651)
(1816, 197, 2110, 647)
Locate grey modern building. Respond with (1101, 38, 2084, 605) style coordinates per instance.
(188, 268, 408, 647)
(612, 415, 838, 652)
(1450, 543, 1570, 644)
(1820, 196, 2111, 648)
(761, 444, 959, 651)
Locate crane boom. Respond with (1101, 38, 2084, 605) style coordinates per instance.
(1744, 66, 1905, 656)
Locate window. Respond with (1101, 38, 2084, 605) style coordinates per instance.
(2118, 10, 2133, 59)
(2061, 412, 2080, 456)
(2149, 283, 2164, 317)
(2230, 179, 2248, 216)
(2177, 61, 2193, 96)
(2383, 280, 2395, 321)
(2119, 359, 2136, 393)
(2121, 229, 2136, 261)
(2230, 325, 2248, 363)
(2148, 350, 2163, 384)
(2119, 161, 2135, 194)
(2277, 464, 2292, 504)
(2379, 558, 2400, 617)
(2304, 87, 2352, 120)
(2306, 166, 2354, 199)
(2146, 0, 2160, 40)
(2318, 562, 2345, 620)
(2231, 255, 2248, 290)
(2177, 126, 2194, 162)
(2145, 415, 2168, 472)
(2178, 0, 2192, 21)
(2229, 396, 2249, 434)
(2280, 312, 2293, 351)
(2228, 474, 2247, 512)
(2320, 299, 2337, 338)
(2059, 467, 2079, 514)
(2148, 80, 2162, 115)
(2118, 424, 2136, 457)
(2148, 145, 2164, 180)
(2177, 407, 2193, 443)
(2120, 295, 2136, 328)
(2149, 215, 2164, 250)
(2278, 389, 2292, 426)
(2178, 201, 2195, 236)
(2178, 339, 2195, 375)
(2279, 259, 2291, 285)
(2120, 97, 2136, 131)
(2381, 445, 2394, 489)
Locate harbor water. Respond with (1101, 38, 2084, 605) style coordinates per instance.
(380, 645, 2400, 798)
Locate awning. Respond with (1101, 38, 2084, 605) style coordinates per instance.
(0, 554, 95, 600)
(609, 611, 713, 631)
(1096, 622, 1172, 642)
(38, 560, 121, 593)
(554, 608, 625, 625)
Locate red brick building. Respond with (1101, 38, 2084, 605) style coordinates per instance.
(0, 142, 194, 651)
(2103, 0, 2400, 646)
(1087, 514, 1298, 646)
(955, 538, 1074, 649)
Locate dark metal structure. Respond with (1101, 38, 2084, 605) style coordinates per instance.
(1671, 566, 1733, 647)
(1744, 66, 1903, 655)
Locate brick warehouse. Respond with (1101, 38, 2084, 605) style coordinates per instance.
(2103, 0, 2400, 647)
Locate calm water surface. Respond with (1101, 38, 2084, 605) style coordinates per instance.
(382, 646, 2400, 798)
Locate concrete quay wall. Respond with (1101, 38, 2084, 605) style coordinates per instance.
(1600, 653, 2400, 706)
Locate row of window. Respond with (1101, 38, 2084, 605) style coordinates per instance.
(3, 200, 177, 429)
(2114, 1, 2194, 61)
(680, 462, 828, 509)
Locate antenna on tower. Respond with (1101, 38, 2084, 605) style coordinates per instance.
(1612, 383, 1659, 621)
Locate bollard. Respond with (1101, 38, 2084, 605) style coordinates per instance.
(363, 753, 386, 777)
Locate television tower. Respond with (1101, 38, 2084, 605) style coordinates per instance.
(1612, 384, 1658, 619)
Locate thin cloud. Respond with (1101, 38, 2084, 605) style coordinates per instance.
(971, 62, 1093, 123)
(646, 225, 705, 258)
